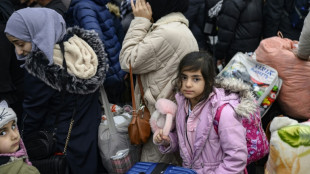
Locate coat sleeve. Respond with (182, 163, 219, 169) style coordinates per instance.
(214, 105, 247, 174)
(119, 17, 174, 74)
(215, 0, 246, 60)
(22, 72, 56, 135)
(263, 0, 285, 38)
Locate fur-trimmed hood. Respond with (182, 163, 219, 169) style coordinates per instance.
(214, 77, 258, 118)
(24, 26, 109, 94)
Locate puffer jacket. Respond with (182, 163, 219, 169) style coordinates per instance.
(159, 78, 258, 174)
(215, 0, 263, 62)
(66, 0, 126, 103)
(263, 0, 301, 40)
(120, 12, 199, 114)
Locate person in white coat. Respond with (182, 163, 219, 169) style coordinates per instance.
(119, 0, 199, 165)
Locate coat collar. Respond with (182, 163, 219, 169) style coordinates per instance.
(151, 12, 189, 30)
(24, 26, 109, 94)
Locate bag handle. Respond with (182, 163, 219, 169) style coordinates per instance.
(100, 86, 117, 134)
(129, 63, 148, 115)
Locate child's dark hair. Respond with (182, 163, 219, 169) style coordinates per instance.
(174, 51, 216, 101)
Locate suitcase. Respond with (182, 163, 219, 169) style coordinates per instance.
(126, 162, 197, 174)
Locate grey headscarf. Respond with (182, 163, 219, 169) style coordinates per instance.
(5, 7, 66, 65)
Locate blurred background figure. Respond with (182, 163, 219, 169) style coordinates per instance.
(184, 0, 208, 50)
(263, 0, 307, 40)
(214, 0, 263, 66)
(0, 0, 24, 129)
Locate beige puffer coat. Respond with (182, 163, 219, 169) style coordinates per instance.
(120, 12, 199, 114)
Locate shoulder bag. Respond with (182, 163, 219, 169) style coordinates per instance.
(128, 63, 151, 145)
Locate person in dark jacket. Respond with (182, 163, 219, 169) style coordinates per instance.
(0, 0, 24, 129)
(5, 8, 108, 174)
(36, 0, 67, 17)
(214, 0, 263, 65)
(263, 0, 302, 40)
(184, 0, 207, 50)
(66, 0, 127, 105)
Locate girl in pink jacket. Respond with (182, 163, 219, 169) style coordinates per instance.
(154, 51, 257, 174)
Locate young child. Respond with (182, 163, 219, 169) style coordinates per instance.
(0, 100, 39, 174)
(154, 51, 256, 173)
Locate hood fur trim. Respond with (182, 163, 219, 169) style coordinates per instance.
(24, 26, 109, 94)
(215, 77, 258, 118)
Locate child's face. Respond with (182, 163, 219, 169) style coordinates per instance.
(0, 120, 20, 154)
(181, 69, 205, 107)
(6, 34, 32, 57)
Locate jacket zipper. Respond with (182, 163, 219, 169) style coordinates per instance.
(185, 114, 194, 168)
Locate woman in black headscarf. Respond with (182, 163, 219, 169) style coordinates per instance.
(146, 0, 189, 22)
(120, 0, 198, 164)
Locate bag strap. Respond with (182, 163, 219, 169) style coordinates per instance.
(129, 63, 137, 116)
(129, 63, 150, 117)
(213, 103, 228, 135)
(59, 42, 76, 155)
(100, 86, 117, 134)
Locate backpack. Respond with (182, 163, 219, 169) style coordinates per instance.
(213, 103, 269, 165)
(287, 0, 310, 29)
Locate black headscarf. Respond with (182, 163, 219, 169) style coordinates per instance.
(146, 0, 189, 22)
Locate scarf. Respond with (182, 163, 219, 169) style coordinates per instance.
(5, 7, 66, 65)
(146, 0, 189, 22)
(53, 35, 98, 79)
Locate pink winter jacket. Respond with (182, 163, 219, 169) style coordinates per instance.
(159, 87, 248, 174)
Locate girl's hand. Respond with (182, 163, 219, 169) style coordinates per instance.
(154, 129, 171, 146)
(131, 0, 152, 21)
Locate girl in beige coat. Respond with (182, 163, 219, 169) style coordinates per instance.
(119, 0, 198, 164)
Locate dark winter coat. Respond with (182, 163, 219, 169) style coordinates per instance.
(184, 0, 207, 49)
(22, 27, 108, 174)
(0, 0, 24, 106)
(263, 0, 301, 40)
(66, 0, 127, 104)
(45, 0, 67, 17)
(215, 0, 263, 62)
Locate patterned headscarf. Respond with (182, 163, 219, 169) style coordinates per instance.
(5, 7, 66, 65)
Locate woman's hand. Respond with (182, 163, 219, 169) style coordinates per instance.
(131, 0, 152, 21)
(154, 129, 171, 146)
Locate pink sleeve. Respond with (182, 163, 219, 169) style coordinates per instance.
(215, 105, 247, 174)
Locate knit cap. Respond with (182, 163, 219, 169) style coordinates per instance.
(0, 100, 17, 129)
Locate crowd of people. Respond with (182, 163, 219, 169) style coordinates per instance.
(0, 0, 309, 174)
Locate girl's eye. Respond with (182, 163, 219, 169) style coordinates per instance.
(193, 78, 200, 82)
(0, 131, 7, 136)
(181, 76, 187, 80)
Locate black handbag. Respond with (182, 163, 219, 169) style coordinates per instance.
(24, 42, 75, 174)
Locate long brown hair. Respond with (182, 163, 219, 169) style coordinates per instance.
(174, 51, 216, 101)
